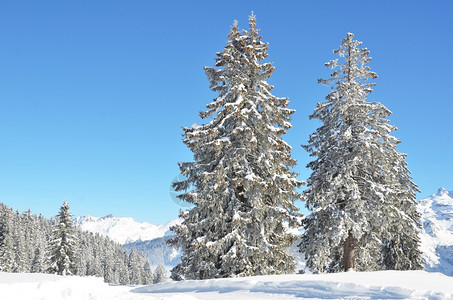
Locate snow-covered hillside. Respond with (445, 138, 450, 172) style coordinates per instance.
(419, 187, 453, 276)
(75, 214, 179, 245)
(2, 270, 453, 299)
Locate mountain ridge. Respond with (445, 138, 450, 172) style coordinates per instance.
(74, 214, 179, 245)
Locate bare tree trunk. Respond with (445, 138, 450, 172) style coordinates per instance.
(344, 230, 357, 271)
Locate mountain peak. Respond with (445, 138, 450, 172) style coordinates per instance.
(437, 187, 449, 196)
(434, 187, 453, 199)
(100, 214, 115, 220)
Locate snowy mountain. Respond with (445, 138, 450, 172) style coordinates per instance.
(74, 214, 179, 245)
(419, 187, 453, 276)
(75, 214, 181, 268)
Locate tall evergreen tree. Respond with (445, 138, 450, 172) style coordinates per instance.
(0, 204, 15, 272)
(118, 251, 130, 285)
(300, 33, 422, 273)
(128, 249, 142, 284)
(142, 260, 154, 285)
(47, 200, 77, 275)
(169, 13, 301, 280)
(12, 211, 26, 273)
(24, 210, 39, 272)
(103, 243, 115, 284)
(75, 231, 90, 276)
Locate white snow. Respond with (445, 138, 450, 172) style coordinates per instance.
(0, 272, 157, 300)
(74, 215, 180, 245)
(419, 187, 453, 276)
(2, 270, 453, 299)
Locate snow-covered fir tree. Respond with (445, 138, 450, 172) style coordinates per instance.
(128, 249, 143, 284)
(142, 260, 154, 285)
(31, 246, 45, 273)
(300, 33, 422, 273)
(47, 200, 78, 275)
(103, 242, 116, 284)
(169, 13, 301, 280)
(0, 204, 15, 272)
(12, 211, 26, 273)
(153, 263, 167, 283)
(22, 210, 38, 270)
(118, 251, 131, 285)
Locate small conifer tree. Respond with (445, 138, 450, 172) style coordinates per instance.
(47, 200, 77, 275)
(153, 264, 167, 283)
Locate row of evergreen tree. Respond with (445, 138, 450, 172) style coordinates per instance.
(169, 13, 422, 280)
(0, 201, 167, 285)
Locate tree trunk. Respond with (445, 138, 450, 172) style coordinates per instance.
(344, 230, 357, 271)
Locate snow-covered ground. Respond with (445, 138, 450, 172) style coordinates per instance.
(0, 272, 144, 300)
(1, 270, 453, 300)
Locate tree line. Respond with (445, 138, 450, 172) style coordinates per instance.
(169, 13, 422, 280)
(0, 201, 167, 284)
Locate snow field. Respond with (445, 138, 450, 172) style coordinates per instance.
(0, 272, 156, 300)
(135, 271, 453, 299)
(2, 270, 453, 300)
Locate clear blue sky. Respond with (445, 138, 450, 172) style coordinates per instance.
(0, 1, 452, 224)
